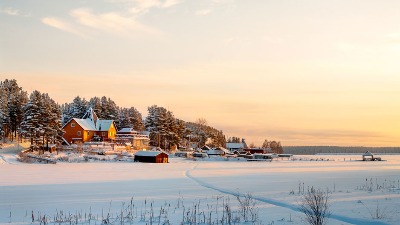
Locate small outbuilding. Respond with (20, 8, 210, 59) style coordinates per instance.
(362, 151, 381, 161)
(200, 145, 212, 151)
(134, 151, 169, 163)
(206, 147, 230, 156)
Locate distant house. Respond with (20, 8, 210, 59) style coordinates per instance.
(134, 151, 169, 163)
(226, 138, 248, 152)
(116, 128, 150, 150)
(207, 147, 230, 156)
(244, 148, 270, 154)
(200, 145, 212, 151)
(362, 151, 381, 161)
(226, 143, 244, 152)
(62, 108, 117, 145)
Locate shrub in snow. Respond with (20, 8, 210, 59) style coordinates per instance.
(299, 187, 330, 225)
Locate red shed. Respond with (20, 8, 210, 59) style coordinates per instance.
(134, 151, 169, 163)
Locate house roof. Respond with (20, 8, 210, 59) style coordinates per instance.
(96, 120, 114, 131)
(118, 128, 139, 134)
(135, 151, 168, 157)
(215, 146, 230, 152)
(363, 151, 374, 156)
(226, 143, 244, 149)
(200, 145, 212, 150)
(74, 118, 97, 131)
(63, 108, 116, 132)
(206, 149, 227, 155)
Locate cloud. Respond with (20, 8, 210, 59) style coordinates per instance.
(0, 7, 30, 17)
(108, 0, 183, 15)
(42, 17, 87, 38)
(41, 0, 183, 38)
(70, 8, 159, 35)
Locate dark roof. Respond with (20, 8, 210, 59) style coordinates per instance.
(135, 151, 168, 157)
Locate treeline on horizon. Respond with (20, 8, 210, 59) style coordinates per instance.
(0, 79, 226, 149)
(284, 146, 400, 154)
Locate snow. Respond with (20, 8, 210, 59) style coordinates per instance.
(96, 120, 114, 131)
(0, 151, 399, 225)
(226, 142, 244, 149)
(66, 118, 114, 132)
(72, 118, 97, 130)
(135, 150, 166, 157)
(118, 128, 138, 133)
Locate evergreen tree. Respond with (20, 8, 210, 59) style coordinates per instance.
(100, 96, 118, 120)
(128, 107, 145, 131)
(21, 90, 43, 145)
(117, 107, 131, 129)
(227, 137, 241, 143)
(0, 79, 28, 140)
(145, 105, 170, 148)
(21, 90, 63, 149)
(61, 96, 88, 124)
(88, 97, 102, 117)
(0, 84, 6, 142)
(60, 103, 72, 125)
(71, 96, 88, 119)
(117, 107, 145, 131)
(41, 93, 63, 146)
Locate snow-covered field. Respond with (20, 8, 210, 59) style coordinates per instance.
(0, 150, 399, 225)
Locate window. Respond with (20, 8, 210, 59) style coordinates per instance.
(71, 123, 75, 127)
(87, 131, 90, 136)
(102, 132, 105, 136)
(77, 131, 81, 136)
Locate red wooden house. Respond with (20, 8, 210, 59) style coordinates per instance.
(62, 108, 117, 145)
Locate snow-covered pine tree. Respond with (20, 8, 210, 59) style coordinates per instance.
(117, 107, 131, 129)
(70, 96, 88, 119)
(0, 79, 28, 141)
(128, 107, 145, 131)
(41, 93, 63, 146)
(145, 105, 157, 133)
(5, 79, 28, 140)
(145, 105, 167, 148)
(88, 97, 102, 118)
(60, 103, 73, 125)
(0, 83, 6, 142)
(100, 96, 118, 120)
(21, 90, 43, 145)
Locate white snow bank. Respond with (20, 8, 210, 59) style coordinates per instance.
(0, 156, 399, 225)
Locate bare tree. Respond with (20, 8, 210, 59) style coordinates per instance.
(235, 193, 259, 222)
(299, 187, 330, 225)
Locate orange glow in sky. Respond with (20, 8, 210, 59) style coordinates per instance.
(1, 0, 400, 146)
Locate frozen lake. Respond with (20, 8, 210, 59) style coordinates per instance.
(1, 154, 399, 224)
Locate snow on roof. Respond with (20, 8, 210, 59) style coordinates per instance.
(201, 145, 212, 150)
(96, 120, 114, 131)
(363, 151, 374, 156)
(68, 117, 114, 132)
(226, 143, 244, 149)
(214, 147, 230, 153)
(118, 128, 139, 134)
(135, 151, 167, 157)
(206, 149, 226, 155)
(74, 119, 97, 131)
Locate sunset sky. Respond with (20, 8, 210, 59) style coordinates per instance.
(1, 0, 400, 146)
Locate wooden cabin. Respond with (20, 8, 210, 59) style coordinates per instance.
(134, 151, 169, 163)
(244, 148, 270, 154)
(362, 151, 381, 161)
(62, 108, 117, 145)
(116, 128, 150, 150)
